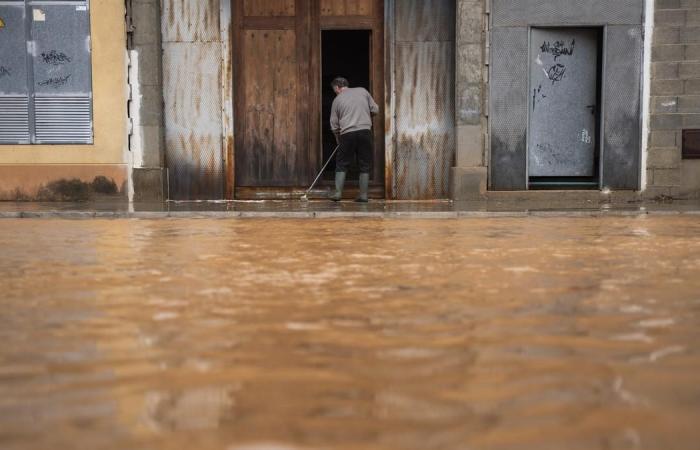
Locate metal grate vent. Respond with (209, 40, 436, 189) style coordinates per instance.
(683, 130, 700, 160)
(0, 97, 30, 143)
(34, 96, 93, 144)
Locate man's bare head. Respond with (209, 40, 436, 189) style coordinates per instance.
(331, 77, 349, 95)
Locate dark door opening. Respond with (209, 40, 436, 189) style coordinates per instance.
(528, 27, 603, 190)
(321, 30, 371, 181)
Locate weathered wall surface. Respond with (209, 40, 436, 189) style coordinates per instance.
(0, 0, 128, 200)
(162, 0, 225, 200)
(489, 0, 644, 191)
(393, 0, 456, 199)
(127, 0, 165, 202)
(647, 0, 700, 198)
(450, 0, 488, 200)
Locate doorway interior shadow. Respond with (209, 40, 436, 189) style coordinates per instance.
(321, 29, 371, 182)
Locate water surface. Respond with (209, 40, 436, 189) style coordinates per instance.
(1, 217, 699, 450)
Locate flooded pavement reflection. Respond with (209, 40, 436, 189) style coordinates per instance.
(1, 217, 700, 450)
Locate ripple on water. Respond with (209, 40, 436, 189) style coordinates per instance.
(0, 217, 699, 450)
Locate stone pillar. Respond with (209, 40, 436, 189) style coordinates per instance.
(450, 0, 488, 200)
(127, 0, 166, 202)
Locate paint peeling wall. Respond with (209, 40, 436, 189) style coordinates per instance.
(127, 0, 166, 202)
(0, 0, 128, 200)
(162, 0, 225, 200)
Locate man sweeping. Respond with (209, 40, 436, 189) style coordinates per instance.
(329, 77, 379, 202)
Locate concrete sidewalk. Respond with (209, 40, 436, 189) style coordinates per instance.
(1, 196, 700, 219)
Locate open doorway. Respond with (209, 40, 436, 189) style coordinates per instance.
(321, 30, 371, 181)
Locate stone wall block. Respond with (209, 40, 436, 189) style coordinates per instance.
(652, 79, 684, 95)
(655, 9, 686, 26)
(654, 27, 680, 44)
(134, 84, 163, 128)
(134, 44, 162, 86)
(685, 44, 700, 60)
(680, 26, 700, 43)
(649, 130, 679, 147)
(652, 44, 685, 61)
(650, 113, 684, 129)
(679, 61, 700, 79)
(647, 147, 681, 169)
(682, 113, 700, 126)
(653, 61, 679, 79)
(653, 168, 683, 185)
(686, 79, 700, 93)
(132, 1, 161, 46)
(652, 96, 679, 113)
(657, 0, 681, 8)
(678, 95, 700, 112)
(687, 9, 700, 25)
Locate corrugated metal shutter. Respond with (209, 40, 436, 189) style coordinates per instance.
(34, 97, 92, 143)
(30, 2, 93, 144)
(0, 97, 30, 143)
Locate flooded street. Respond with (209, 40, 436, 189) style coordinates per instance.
(1, 216, 700, 450)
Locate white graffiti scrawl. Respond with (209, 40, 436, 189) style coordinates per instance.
(579, 129, 592, 144)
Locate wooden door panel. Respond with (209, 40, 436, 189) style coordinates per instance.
(321, 0, 372, 16)
(236, 0, 309, 187)
(240, 30, 299, 186)
(235, 0, 383, 191)
(244, 0, 296, 17)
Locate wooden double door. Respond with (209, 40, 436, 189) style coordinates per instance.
(234, 0, 384, 190)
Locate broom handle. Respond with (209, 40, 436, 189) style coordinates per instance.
(305, 145, 340, 194)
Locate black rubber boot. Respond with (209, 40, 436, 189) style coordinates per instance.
(330, 171, 346, 202)
(355, 173, 369, 203)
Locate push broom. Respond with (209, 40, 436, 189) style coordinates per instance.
(300, 144, 340, 202)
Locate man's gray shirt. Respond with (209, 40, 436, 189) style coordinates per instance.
(330, 87, 380, 135)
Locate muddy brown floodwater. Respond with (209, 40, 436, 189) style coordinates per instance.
(1, 217, 700, 450)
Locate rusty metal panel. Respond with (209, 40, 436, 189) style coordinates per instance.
(163, 42, 224, 199)
(393, 0, 455, 199)
(162, 0, 220, 43)
(162, 0, 225, 199)
(396, 0, 454, 42)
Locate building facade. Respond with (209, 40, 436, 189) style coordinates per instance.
(0, 0, 128, 201)
(0, 0, 698, 201)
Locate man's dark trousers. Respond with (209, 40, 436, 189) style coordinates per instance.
(336, 129, 373, 174)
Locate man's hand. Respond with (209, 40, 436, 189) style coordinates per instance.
(334, 131, 340, 145)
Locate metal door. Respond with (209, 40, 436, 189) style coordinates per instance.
(528, 28, 598, 177)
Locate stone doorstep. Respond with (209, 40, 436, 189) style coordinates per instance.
(484, 190, 643, 204)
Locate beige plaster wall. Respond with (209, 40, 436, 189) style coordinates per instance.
(0, 0, 127, 166)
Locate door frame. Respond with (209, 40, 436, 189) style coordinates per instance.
(222, 0, 393, 199)
(524, 24, 607, 191)
(317, 5, 385, 189)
